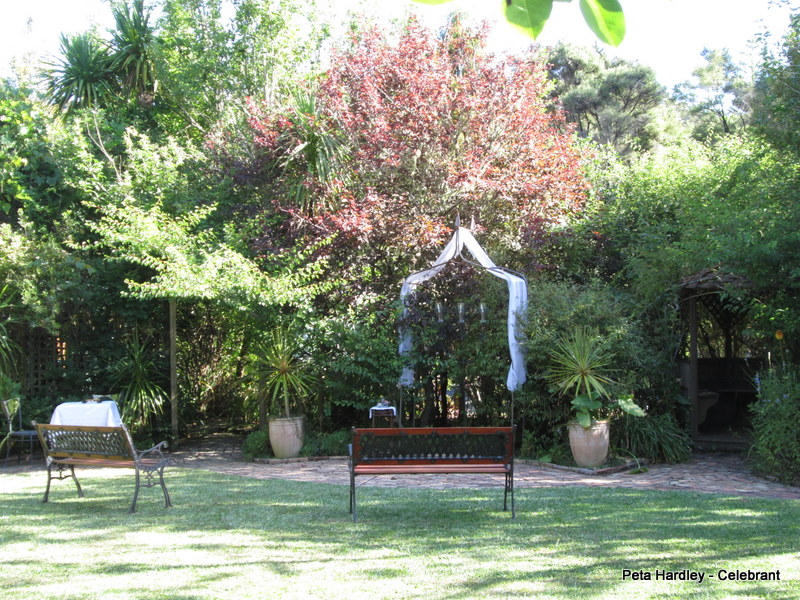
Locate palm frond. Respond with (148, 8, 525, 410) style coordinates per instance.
(44, 33, 118, 113)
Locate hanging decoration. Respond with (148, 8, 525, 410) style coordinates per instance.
(398, 221, 528, 392)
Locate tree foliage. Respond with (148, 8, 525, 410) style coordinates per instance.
(239, 17, 593, 421)
(546, 43, 665, 155)
(588, 134, 800, 358)
(753, 12, 800, 151)
(301, 19, 585, 272)
(154, 0, 328, 135)
(673, 48, 752, 141)
(7, 0, 800, 444)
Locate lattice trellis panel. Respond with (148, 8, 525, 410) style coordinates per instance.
(359, 430, 509, 462)
(13, 325, 61, 397)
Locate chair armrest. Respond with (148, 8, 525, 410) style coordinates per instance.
(136, 440, 168, 460)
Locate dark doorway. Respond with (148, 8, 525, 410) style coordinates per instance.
(676, 269, 761, 449)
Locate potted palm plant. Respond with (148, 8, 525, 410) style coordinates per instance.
(547, 327, 644, 467)
(251, 327, 316, 459)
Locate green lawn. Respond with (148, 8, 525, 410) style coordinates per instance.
(1, 468, 798, 599)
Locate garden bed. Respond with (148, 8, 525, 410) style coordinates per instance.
(519, 457, 649, 476)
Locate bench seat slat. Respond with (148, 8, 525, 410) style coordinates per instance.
(354, 464, 509, 475)
(51, 457, 166, 469)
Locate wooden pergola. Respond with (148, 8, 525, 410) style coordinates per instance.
(679, 268, 752, 436)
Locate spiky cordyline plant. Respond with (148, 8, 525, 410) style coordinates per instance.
(45, 33, 118, 114)
(251, 327, 316, 420)
(547, 326, 616, 400)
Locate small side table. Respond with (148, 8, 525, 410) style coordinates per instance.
(369, 405, 397, 427)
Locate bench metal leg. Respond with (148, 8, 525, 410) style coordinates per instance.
(130, 465, 173, 513)
(350, 471, 357, 523)
(130, 468, 141, 514)
(42, 465, 52, 503)
(43, 464, 83, 503)
(503, 472, 515, 519)
(158, 466, 173, 509)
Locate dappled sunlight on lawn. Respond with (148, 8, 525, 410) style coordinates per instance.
(0, 469, 797, 599)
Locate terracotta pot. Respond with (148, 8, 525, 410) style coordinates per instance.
(568, 420, 609, 468)
(268, 416, 305, 459)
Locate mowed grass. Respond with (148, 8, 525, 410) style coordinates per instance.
(1, 467, 798, 600)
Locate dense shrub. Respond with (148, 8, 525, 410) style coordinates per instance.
(316, 429, 351, 456)
(300, 429, 351, 457)
(750, 369, 800, 485)
(520, 279, 678, 450)
(611, 413, 692, 464)
(242, 428, 272, 460)
(518, 428, 572, 463)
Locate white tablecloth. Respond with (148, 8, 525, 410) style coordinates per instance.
(50, 401, 122, 427)
(369, 405, 396, 419)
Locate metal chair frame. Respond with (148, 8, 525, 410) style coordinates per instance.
(2, 398, 38, 462)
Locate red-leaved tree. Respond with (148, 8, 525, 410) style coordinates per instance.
(237, 17, 592, 424)
(245, 16, 590, 297)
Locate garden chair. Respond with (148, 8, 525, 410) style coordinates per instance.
(2, 398, 38, 462)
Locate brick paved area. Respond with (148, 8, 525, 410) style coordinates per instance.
(4, 434, 799, 500)
(167, 434, 800, 500)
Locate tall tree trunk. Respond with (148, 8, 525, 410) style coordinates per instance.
(421, 378, 435, 426)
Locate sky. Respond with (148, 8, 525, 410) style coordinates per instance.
(0, 0, 797, 88)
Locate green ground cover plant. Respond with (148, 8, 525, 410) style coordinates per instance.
(1, 469, 797, 599)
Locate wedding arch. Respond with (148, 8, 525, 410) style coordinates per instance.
(398, 222, 528, 398)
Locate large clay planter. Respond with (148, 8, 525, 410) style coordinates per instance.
(269, 416, 305, 459)
(568, 420, 610, 468)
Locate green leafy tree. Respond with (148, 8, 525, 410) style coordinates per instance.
(547, 43, 666, 155)
(753, 12, 800, 151)
(0, 85, 63, 220)
(673, 48, 752, 140)
(589, 133, 800, 362)
(154, 0, 327, 135)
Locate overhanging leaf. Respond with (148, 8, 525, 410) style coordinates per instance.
(504, 0, 554, 40)
(616, 395, 645, 417)
(579, 0, 625, 46)
(572, 393, 602, 411)
(576, 411, 592, 428)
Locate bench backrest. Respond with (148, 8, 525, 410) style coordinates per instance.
(36, 424, 135, 461)
(351, 427, 515, 466)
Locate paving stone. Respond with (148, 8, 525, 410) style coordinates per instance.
(4, 436, 798, 500)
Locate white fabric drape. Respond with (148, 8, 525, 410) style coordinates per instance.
(398, 227, 527, 391)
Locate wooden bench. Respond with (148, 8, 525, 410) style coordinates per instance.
(36, 424, 174, 514)
(348, 426, 515, 522)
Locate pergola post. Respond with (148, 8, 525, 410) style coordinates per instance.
(169, 299, 178, 445)
(688, 295, 699, 436)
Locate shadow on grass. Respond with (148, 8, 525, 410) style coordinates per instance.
(1, 468, 798, 600)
